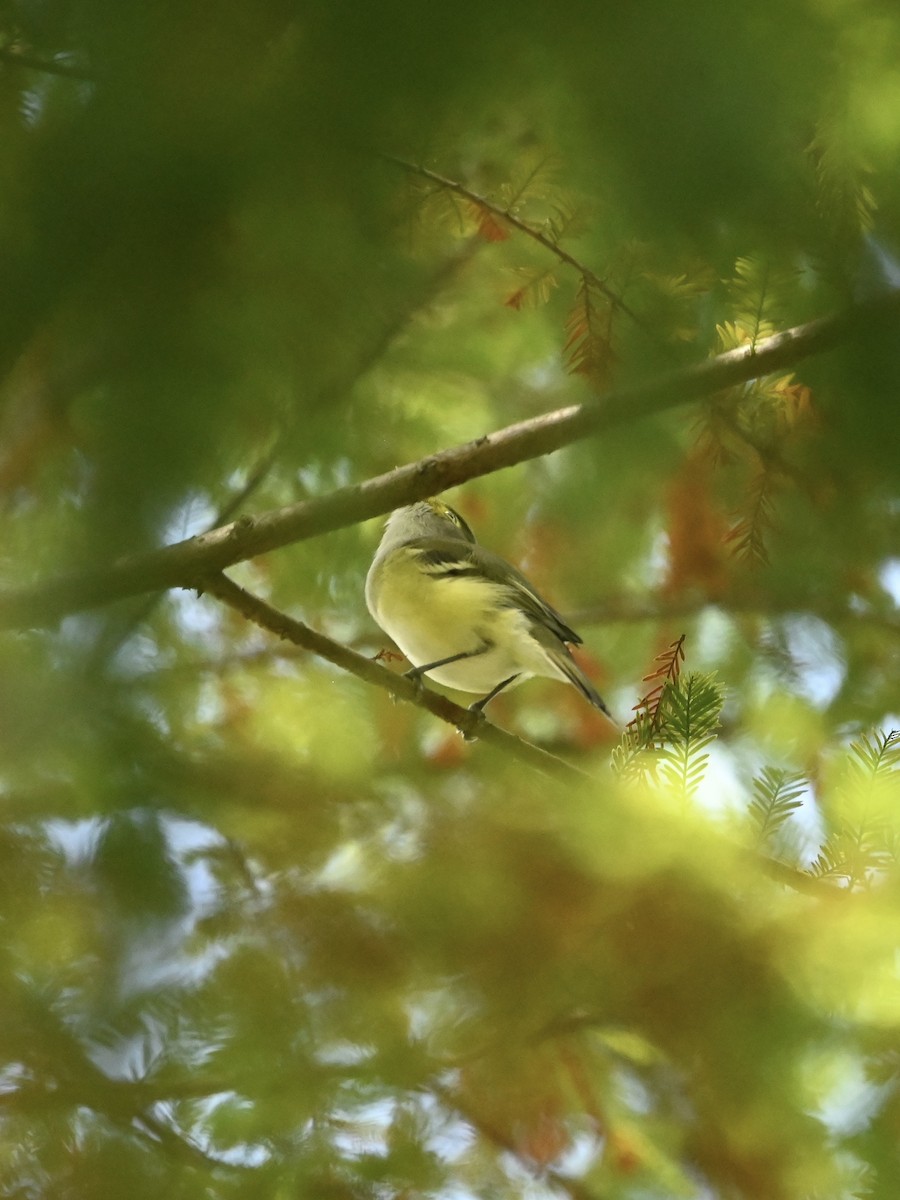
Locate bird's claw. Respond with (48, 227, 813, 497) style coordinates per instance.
(403, 667, 426, 700)
(462, 704, 487, 742)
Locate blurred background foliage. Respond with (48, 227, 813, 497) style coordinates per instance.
(0, 1, 899, 1197)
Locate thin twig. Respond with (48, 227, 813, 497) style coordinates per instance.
(117, 589, 898, 683)
(568, 593, 900, 635)
(202, 571, 590, 778)
(81, 246, 481, 668)
(0, 46, 95, 81)
(431, 1082, 605, 1200)
(388, 154, 645, 328)
(749, 849, 847, 897)
(1, 288, 898, 630)
(85, 439, 285, 673)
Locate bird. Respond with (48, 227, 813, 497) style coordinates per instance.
(365, 497, 614, 720)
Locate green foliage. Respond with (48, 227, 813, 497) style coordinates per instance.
(724, 464, 778, 566)
(612, 665, 723, 806)
(1, 3, 900, 1200)
(809, 113, 878, 246)
(749, 767, 806, 845)
(693, 254, 820, 567)
(611, 635, 687, 778)
(811, 730, 900, 888)
(656, 673, 724, 802)
(722, 254, 798, 347)
(564, 275, 616, 389)
(505, 265, 559, 311)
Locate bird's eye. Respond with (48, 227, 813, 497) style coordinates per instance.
(446, 507, 476, 543)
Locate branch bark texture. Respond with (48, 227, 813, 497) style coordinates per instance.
(203, 572, 587, 777)
(1, 289, 897, 629)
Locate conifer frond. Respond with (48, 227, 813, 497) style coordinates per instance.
(715, 320, 750, 353)
(769, 374, 816, 434)
(496, 153, 586, 246)
(731, 256, 774, 344)
(650, 264, 717, 303)
(846, 728, 900, 781)
(724, 464, 776, 566)
(498, 152, 562, 211)
(632, 634, 686, 730)
(563, 275, 616, 389)
(809, 118, 877, 237)
(808, 829, 893, 887)
(693, 394, 739, 468)
(641, 262, 717, 342)
(611, 709, 661, 779)
(466, 199, 510, 243)
(848, 1166, 876, 1200)
(612, 636, 686, 779)
(656, 673, 724, 802)
(409, 179, 477, 238)
(694, 370, 815, 479)
(505, 266, 559, 310)
(749, 768, 806, 844)
(725, 255, 797, 347)
(542, 199, 588, 245)
(660, 672, 722, 744)
(809, 730, 900, 888)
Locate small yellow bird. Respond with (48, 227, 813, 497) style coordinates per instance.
(366, 498, 613, 718)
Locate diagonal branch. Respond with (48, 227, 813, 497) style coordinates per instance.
(432, 1081, 604, 1200)
(1, 288, 898, 630)
(0, 46, 95, 81)
(81, 251, 475, 668)
(388, 154, 645, 326)
(202, 572, 588, 778)
(568, 592, 900, 635)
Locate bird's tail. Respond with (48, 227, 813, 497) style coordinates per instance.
(553, 648, 617, 727)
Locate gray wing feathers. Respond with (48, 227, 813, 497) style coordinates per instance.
(414, 542, 485, 576)
(413, 540, 582, 644)
(480, 551, 582, 646)
(529, 622, 611, 716)
(407, 533, 611, 717)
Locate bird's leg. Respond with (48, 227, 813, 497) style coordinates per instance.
(461, 674, 519, 743)
(403, 643, 491, 696)
(469, 673, 519, 715)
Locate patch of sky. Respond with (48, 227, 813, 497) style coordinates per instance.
(45, 812, 242, 999)
(692, 740, 746, 818)
(779, 615, 846, 708)
(815, 1051, 894, 1138)
(879, 556, 900, 605)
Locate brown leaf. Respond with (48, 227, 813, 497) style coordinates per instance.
(564, 276, 616, 390)
(629, 635, 686, 732)
(664, 454, 729, 597)
(468, 200, 510, 243)
(504, 267, 558, 310)
(517, 1109, 571, 1167)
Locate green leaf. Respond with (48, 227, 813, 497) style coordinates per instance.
(749, 767, 806, 844)
(656, 672, 724, 802)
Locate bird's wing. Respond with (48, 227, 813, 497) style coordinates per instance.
(410, 538, 582, 646)
(411, 538, 486, 579)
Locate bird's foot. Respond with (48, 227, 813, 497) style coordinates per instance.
(402, 666, 427, 700)
(462, 703, 488, 742)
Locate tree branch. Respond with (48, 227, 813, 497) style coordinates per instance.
(0, 46, 95, 81)
(387, 154, 646, 328)
(1, 289, 897, 630)
(432, 1082, 604, 1200)
(568, 592, 900, 635)
(201, 572, 589, 778)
